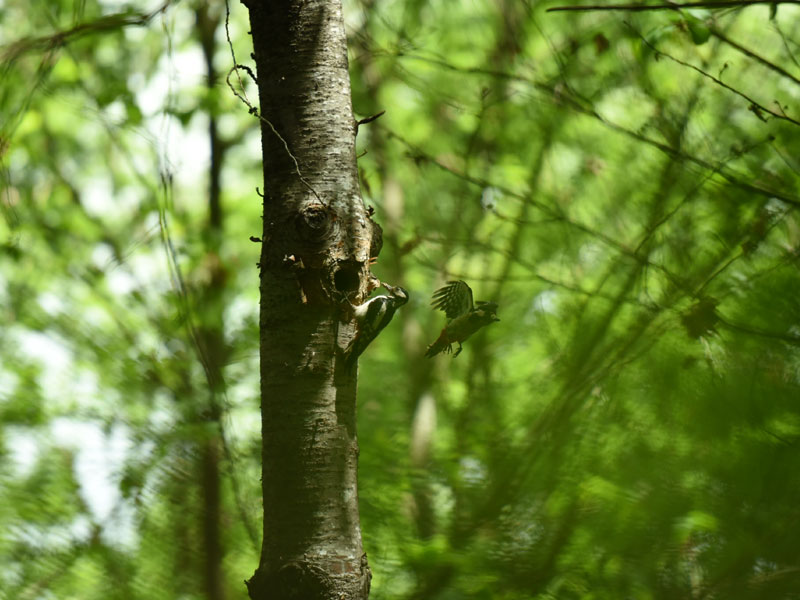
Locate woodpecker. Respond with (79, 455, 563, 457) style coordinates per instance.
(425, 280, 499, 358)
(344, 282, 409, 370)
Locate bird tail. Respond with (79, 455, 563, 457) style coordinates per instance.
(424, 330, 449, 358)
(342, 339, 359, 372)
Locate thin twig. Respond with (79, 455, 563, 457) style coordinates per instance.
(629, 22, 800, 128)
(719, 315, 800, 345)
(391, 50, 800, 207)
(222, 7, 324, 206)
(355, 110, 386, 130)
(1, 0, 172, 62)
(773, 20, 800, 70)
(236, 62, 258, 85)
(385, 127, 680, 283)
(224, 0, 248, 103)
(710, 27, 800, 88)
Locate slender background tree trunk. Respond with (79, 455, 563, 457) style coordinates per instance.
(240, 1, 378, 598)
(196, 4, 227, 599)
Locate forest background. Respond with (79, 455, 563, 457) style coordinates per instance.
(2, 0, 800, 598)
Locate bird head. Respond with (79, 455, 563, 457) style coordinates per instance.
(382, 282, 409, 306)
(475, 301, 499, 323)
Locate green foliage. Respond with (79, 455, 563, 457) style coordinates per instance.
(348, 1, 800, 598)
(2, 0, 800, 599)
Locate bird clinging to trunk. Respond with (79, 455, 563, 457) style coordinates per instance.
(344, 282, 409, 370)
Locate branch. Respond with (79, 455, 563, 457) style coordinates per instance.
(710, 27, 800, 88)
(355, 110, 386, 134)
(356, 110, 386, 127)
(630, 23, 800, 128)
(719, 316, 800, 345)
(547, 0, 800, 12)
(391, 51, 800, 207)
(225, 66, 324, 206)
(385, 127, 685, 288)
(1, 1, 172, 62)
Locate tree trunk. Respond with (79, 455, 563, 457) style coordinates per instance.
(241, 1, 378, 599)
(196, 5, 227, 599)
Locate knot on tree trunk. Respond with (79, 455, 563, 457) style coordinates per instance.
(295, 203, 337, 246)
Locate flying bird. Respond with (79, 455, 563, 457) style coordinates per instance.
(425, 280, 499, 358)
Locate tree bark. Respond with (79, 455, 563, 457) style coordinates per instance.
(241, 1, 378, 598)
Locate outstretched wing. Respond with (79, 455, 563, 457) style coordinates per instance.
(431, 280, 473, 320)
